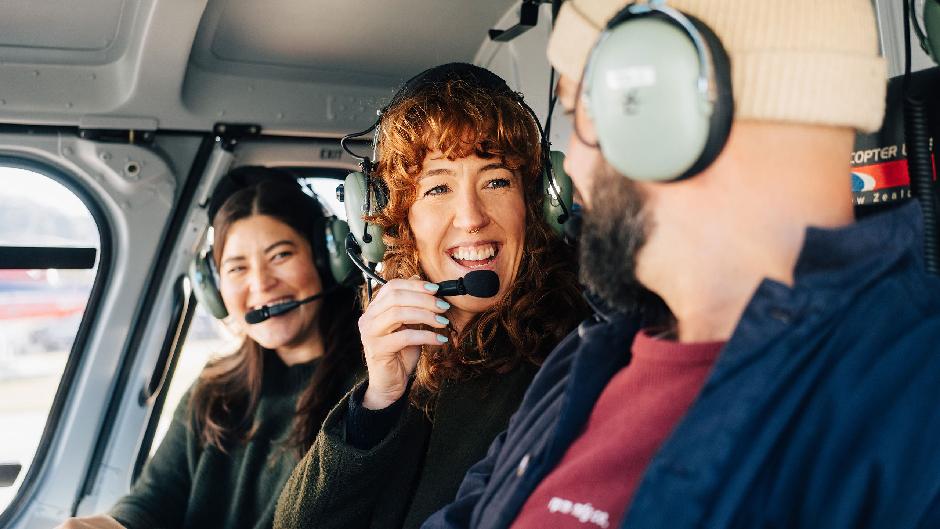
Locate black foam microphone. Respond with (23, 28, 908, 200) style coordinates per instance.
(244, 288, 334, 325)
(345, 233, 500, 298)
(437, 270, 500, 298)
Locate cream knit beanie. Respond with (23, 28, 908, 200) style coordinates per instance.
(548, 0, 887, 132)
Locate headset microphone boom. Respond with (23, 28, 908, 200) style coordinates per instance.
(244, 259, 500, 325)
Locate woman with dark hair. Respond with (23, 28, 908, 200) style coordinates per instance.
(274, 64, 588, 529)
(56, 168, 362, 529)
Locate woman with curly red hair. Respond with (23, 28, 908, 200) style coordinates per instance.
(274, 63, 587, 529)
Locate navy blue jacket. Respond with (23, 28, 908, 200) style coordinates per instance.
(423, 202, 940, 529)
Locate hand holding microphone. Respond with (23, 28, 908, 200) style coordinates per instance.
(357, 271, 500, 410)
(243, 264, 500, 411)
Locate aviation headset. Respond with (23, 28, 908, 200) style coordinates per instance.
(579, 0, 734, 182)
(912, 0, 940, 65)
(189, 166, 357, 319)
(340, 62, 573, 265)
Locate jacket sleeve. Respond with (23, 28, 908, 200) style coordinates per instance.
(419, 428, 507, 529)
(273, 379, 424, 529)
(109, 390, 196, 529)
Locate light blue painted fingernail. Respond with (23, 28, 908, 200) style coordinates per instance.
(436, 300, 451, 310)
(436, 334, 449, 343)
(424, 282, 439, 292)
(435, 315, 449, 325)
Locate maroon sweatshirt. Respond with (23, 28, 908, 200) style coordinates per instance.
(510, 330, 724, 529)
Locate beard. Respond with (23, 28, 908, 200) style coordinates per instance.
(578, 162, 671, 323)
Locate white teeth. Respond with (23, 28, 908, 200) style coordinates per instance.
(451, 244, 496, 261)
(252, 297, 291, 310)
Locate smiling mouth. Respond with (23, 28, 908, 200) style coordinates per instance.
(250, 296, 294, 311)
(447, 243, 500, 268)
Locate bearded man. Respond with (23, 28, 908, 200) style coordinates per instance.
(423, 1, 940, 528)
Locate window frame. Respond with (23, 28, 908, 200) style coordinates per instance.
(0, 154, 113, 527)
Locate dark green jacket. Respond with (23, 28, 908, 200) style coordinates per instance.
(274, 362, 538, 529)
(110, 351, 321, 529)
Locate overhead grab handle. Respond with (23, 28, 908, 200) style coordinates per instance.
(489, 0, 544, 42)
(0, 463, 21, 488)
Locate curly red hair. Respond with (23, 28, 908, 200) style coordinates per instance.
(370, 78, 587, 413)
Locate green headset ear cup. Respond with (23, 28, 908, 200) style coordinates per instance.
(343, 171, 387, 263)
(925, 0, 940, 63)
(543, 150, 573, 236)
(324, 217, 358, 283)
(188, 249, 228, 319)
(587, 15, 715, 181)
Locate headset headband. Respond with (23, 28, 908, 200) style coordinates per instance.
(207, 166, 323, 225)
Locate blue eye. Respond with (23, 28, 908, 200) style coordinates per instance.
(424, 184, 450, 197)
(486, 178, 511, 189)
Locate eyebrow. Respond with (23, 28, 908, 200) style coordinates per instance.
(264, 240, 295, 253)
(480, 162, 510, 172)
(420, 162, 510, 180)
(422, 167, 454, 179)
(220, 240, 295, 266)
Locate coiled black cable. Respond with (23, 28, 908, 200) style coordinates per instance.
(903, 96, 940, 274)
(904, 0, 940, 275)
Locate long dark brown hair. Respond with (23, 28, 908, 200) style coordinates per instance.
(190, 177, 362, 455)
(371, 77, 588, 413)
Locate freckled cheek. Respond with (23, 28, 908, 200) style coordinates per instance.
(490, 194, 526, 270)
(408, 206, 448, 277)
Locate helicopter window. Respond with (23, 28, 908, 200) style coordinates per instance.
(0, 165, 101, 514)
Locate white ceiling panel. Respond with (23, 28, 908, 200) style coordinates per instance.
(0, 0, 529, 133)
(0, 0, 126, 54)
(199, 0, 515, 83)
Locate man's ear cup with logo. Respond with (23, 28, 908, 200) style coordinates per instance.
(586, 11, 733, 182)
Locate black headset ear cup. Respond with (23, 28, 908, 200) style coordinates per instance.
(675, 14, 734, 181)
(188, 248, 229, 319)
